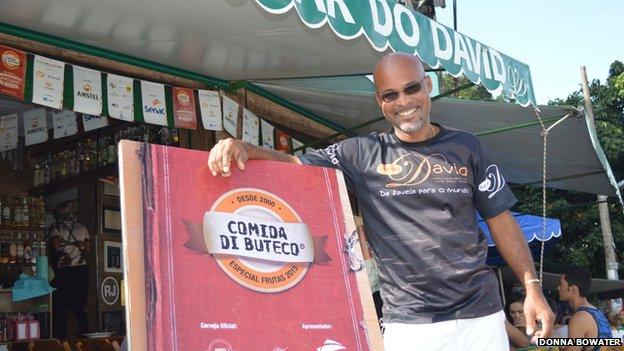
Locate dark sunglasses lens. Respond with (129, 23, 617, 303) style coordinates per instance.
(404, 82, 422, 95)
(381, 91, 399, 102)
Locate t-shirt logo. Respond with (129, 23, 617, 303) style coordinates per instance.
(376, 153, 468, 187)
(478, 164, 506, 198)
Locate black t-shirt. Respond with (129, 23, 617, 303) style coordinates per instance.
(299, 125, 517, 323)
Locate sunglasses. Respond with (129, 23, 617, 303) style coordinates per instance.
(378, 77, 427, 103)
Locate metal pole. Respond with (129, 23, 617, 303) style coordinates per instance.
(580, 66, 619, 281)
(453, 0, 457, 31)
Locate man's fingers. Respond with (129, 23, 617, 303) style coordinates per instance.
(208, 142, 223, 176)
(232, 147, 248, 171)
(221, 145, 232, 176)
(538, 312, 554, 337)
(525, 313, 537, 337)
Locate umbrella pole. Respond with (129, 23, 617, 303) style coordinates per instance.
(497, 267, 506, 307)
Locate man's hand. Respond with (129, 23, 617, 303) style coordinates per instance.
(208, 138, 249, 177)
(524, 285, 555, 342)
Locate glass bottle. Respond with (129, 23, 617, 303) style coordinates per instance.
(20, 197, 29, 227)
(12, 197, 22, 227)
(16, 233, 23, 264)
(1, 198, 10, 225)
(8, 234, 16, 264)
(23, 233, 32, 264)
(43, 154, 51, 185)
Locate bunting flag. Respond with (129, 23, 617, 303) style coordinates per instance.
(0, 43, 322, 150)
(197, 90, 222, 131)
(242, 108, 260, 146)
(260, 119, 274, 149)
(82, 114, 109, 132)
(0, 45, 27, 99)
(292, 138, 304, 156)
(107, 74, 134, 121)
(172, 87, 197, 129)
(306, 147, 316, 154)
(32, 55, 65, 109)
(52, 110, 78, 139)
(73, 66, 103, 115)
(0, 114, 18, 151)
(23, 108, 49, 146)
(221, 95, 239, 137)
(141, 81, 168, 126)
(275, 129, 291, 153)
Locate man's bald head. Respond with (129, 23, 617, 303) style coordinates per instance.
(373, 52, 426, 88)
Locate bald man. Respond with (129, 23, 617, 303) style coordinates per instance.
(208, 53, 554, 350)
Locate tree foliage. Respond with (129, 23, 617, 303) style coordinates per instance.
(520, 60, 624, 278)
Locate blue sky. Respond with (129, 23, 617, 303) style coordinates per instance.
(434, 1, 623, 104)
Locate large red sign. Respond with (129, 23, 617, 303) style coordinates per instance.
(142, 144, 371, 351)
(0, 45, 26, 99)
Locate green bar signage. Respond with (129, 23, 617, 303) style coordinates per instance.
(255, 0, 537, 107)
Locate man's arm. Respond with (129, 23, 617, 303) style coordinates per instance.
(505, 320, 531, 348)
(486, 210, 555, 340)
(208, 138, 300, 177)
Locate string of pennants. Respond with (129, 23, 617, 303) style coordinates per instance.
(0, 44, 314, 155)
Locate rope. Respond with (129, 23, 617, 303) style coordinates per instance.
(533, 107, 547, 283)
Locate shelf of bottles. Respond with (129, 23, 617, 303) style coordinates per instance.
(31, 124, 180, 189)
(0, 196, 46, 290)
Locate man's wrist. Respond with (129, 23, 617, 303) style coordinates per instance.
(524, 281, 543, 296)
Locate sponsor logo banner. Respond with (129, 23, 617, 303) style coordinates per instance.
(141, 81, 168, 126)
(0, 45, 26, 99)
(32, 55, 65, 109)
(241, 108, 260, 146)
(23, 108, 49, 146)
(52, 110, 78, 139)
(197, 90, 223, 131)
(260, 119, 275, 149)
(82, 114, 109, 132)
(107, 74, 134, 121)
(73, 66, 103, 115)
(221, 95, 239, 137)
(275, 129, 291, 153)
(292, 138, 304, 156)
(0, 114, 18, 151)
(172, 86, 197, 129)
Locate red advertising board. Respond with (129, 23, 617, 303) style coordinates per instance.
(124, 142, 380, 350)
(0, 45, 27, 99)
(172, 86, 197, 129)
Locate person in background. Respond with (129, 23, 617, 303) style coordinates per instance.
(557, 267, 612, 350)
(48, 202, 90, 338)
(507, 298, 527, 333)
(607, 311, 623, 341)
(505, 297, 530, 349)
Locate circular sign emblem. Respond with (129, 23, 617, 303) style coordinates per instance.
(83, 84, 92, 92)
(210, 188, 308, 293)
(101, 276, 120, 306)
(35, 70, 45, 79)
(208, 339, 233, 351)
(1, 51, 20, 70)
(176, 90, 191, 106)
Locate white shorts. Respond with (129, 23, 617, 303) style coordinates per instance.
(383, 310, 508, 351)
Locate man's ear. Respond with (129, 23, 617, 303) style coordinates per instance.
(375, 93, 383, 108)
(424, 75, 433, 95)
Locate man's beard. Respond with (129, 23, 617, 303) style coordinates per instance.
(396, 118, 424, 134)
